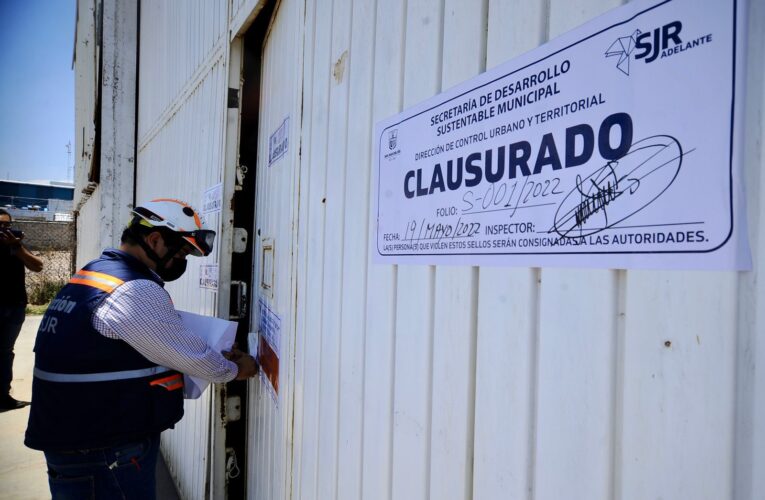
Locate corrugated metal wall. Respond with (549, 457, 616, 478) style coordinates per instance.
(136, 1, 229, 498)
(283, 1, 765, 500)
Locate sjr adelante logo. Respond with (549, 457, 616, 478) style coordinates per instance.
(605, 29, 641, 75)
(605, 20, 712, 76)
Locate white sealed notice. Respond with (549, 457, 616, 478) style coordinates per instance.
(268, 117, 290, 167)
(373, 0, 750, 270)
(201, 183, 223, 214)
(199, 264, 219, 290)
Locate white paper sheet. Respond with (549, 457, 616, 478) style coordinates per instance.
(177, 310, 238, 399)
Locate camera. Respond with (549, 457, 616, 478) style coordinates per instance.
(1, 228, 23, 238)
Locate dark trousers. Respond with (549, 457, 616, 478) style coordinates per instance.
(44, 433, 160, 500)
(0, 304, 25, 397)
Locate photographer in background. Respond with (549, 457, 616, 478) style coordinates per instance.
(0, 208, 43, 411)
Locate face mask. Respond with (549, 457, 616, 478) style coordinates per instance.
(155, 257, 188, 282)
(129, 227, 189, 281)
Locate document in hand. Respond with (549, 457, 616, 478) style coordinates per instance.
(177, 310, 238, 399)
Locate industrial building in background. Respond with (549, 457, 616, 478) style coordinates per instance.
(0, 179, 74, 222)
(73, 0, 765, 499)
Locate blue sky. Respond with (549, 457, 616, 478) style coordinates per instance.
(0, 0, 75, 183)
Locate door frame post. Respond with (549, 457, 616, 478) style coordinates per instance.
(211, 34, 244, 500)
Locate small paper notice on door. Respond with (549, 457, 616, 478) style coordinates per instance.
(268, 117, 289, 167)
(199, 264, 219, 290)
(201, 182, 223, 214)
(177, 310, 238, 399)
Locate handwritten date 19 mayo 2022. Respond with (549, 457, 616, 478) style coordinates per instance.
(403, 217, 481, 243)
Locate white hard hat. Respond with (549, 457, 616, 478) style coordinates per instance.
(131, 198, 215, 256)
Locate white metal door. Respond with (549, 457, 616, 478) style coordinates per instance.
(246, 0, 304, 498)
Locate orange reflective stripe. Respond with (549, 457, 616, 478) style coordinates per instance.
(69, 269, 124, 294)
(150, 373, 181, 385)
(78, 270, 125, 286)
(150, 373, 184, 391)
(69, 277, 116, 293)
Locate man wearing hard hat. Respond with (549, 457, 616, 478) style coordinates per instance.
(24, 198, 257, 499)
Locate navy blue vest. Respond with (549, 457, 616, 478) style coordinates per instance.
(25, 249, 184, 451)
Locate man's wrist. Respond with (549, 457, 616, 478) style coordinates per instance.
(227, 359, 239, 379)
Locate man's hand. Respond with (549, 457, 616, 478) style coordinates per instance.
(222, 344, 247, 362)
(0, 228, 22, 248)
(223, 346, 259, 380)
(0, 230, 43, 272)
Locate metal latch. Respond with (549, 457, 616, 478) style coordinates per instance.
(235, 164, 248, 191)
(225, 395, 241, 422)
(230, 281, 247, 320)
(233, 227, 248, 253)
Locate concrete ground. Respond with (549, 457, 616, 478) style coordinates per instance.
(0, 315, 181, 500)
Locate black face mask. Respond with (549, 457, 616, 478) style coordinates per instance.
(130, 227, 189, 282)
(156, 257, 188, 282)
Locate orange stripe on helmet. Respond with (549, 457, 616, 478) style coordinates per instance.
(151, 198, 186, 205)
(151, 198, 203, 229)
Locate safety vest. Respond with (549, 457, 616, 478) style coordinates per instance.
(25, 249, 184, 451)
